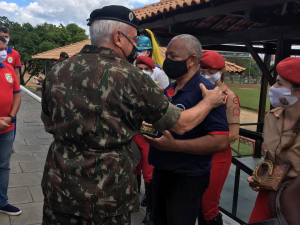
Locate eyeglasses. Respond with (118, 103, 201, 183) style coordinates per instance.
(121, 32, 139, 43)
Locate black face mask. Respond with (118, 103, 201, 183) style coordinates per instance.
(119, 32, 138, 64)
(163, 57, 191, 79)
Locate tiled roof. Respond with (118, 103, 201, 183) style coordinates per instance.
(32, 41, 244, 73)
(32, 39, 91, 60)
(133, 0, 210, 21)
(225, 61, 246, 73)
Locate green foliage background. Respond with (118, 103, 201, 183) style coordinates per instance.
(0, 16, 88, 85)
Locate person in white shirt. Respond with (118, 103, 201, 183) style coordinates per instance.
(137, 35, 169, 89)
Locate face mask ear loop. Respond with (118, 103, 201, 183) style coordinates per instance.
(119, 47, 128, 60)
(186, 56, 193, 72)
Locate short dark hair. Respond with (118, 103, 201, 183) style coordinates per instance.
(0, 35, 6, 44)
(0, 27, 9, 34)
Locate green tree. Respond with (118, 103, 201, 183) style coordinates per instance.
(226, 56, 261, 79)
(0, 17, 88, 85)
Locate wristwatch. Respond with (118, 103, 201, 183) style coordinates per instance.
(8, 115, 16, 123)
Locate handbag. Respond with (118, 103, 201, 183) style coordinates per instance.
(245, 184, 289, 225)
(250, 160, 291, 191)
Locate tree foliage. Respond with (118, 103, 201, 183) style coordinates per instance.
(0, 16, 88, 85)
(226, 56, 261, 79)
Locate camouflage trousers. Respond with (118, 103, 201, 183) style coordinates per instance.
(42, 204, 131, 225)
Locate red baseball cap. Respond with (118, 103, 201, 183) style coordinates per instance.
(136, 56, 155, 69)
(276, 57, 300, 85)
(200, 51, 225, 70)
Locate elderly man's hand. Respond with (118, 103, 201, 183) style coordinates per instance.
(0, 120, 10, 131)
(143, 130, 176, 152)
(200, 83, 224, 108)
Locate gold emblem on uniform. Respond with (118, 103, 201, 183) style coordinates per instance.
(8, 57, 13, 63)
(279, 97, 289, 105)
(4, 73, 13, 83)
(129, 12, 134, 22)
(140, 122, 158, 136)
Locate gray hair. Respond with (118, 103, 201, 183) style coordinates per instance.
(171, 34, 202, 64)
(90, 20, 131, 46)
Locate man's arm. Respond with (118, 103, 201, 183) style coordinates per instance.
(144, 130, 229, 155)
(15, 68, 21, 85)
(229, 123, 239, 143)
(10, 92, 21, 117)
(153, 84, 224, 135)
(0, 92, 21, 125)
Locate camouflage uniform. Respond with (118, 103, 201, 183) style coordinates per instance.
(41, 45, 181, 221)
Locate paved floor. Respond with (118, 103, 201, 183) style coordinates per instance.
(0, 91, 245, 225)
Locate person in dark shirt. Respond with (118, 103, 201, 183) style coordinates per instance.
(144, 34, 229, 225)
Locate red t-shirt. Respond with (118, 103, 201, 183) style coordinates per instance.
(0, 63, 21, 134)
(4, 47, 22, 69)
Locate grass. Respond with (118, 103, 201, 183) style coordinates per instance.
(226, 84, 267, 157)
(231, 140, 254, 157)
(230, 88, 271, 112)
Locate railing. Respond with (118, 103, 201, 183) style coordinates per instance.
(220, 128, 263, 224)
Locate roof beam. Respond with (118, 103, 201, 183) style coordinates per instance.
(138, 0, 295, 29)
(202, 45, 270, 54)
(245, 42, 274, 85)
(245, 9, 300, 25)
(157, 23, 300, 46)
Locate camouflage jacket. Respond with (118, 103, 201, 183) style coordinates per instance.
(41, 45, 181, 218)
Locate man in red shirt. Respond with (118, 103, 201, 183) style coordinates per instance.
(0, 27, 22, 84)
(0, 35, 22, 216)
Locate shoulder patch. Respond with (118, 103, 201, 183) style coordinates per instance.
(233, 106, 240, 116)
(233, 94, 240, 106)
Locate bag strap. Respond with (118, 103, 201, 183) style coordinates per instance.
(275, 183, 290, 225)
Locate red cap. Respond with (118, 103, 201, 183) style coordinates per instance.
(276, 57, 300, 85)
(200, 51, 225, 70)
(136, 56, 155, 69)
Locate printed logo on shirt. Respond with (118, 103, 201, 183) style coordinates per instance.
(7, 57, 13, 64)
(4, 73, 13, 83)
(176, 104, 185, 111)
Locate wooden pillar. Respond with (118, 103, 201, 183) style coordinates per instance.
(257, 53, 271, 133)
(273, 36, 292, 81)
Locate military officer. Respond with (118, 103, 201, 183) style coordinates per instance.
(41, 5, 224, 225)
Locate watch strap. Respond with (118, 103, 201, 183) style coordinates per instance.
(8, 115, 15, 123)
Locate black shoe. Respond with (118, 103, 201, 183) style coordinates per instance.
(206, 213, 223, 225)
(142, 211, 153, 225)
(141, 193, 147, 207)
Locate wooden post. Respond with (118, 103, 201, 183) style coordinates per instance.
(257, 52, 271, 133)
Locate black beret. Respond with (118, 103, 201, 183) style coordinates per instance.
(87, 5, 139, 28)
(60, 52, 69, 59)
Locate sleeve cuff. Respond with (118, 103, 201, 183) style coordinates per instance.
(41, 110, 51, 127)
(153, 103, 181, 131)
(13, 90, 21, 94)
(208, 131, 229, 135)
(14, 66, 22, 68)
